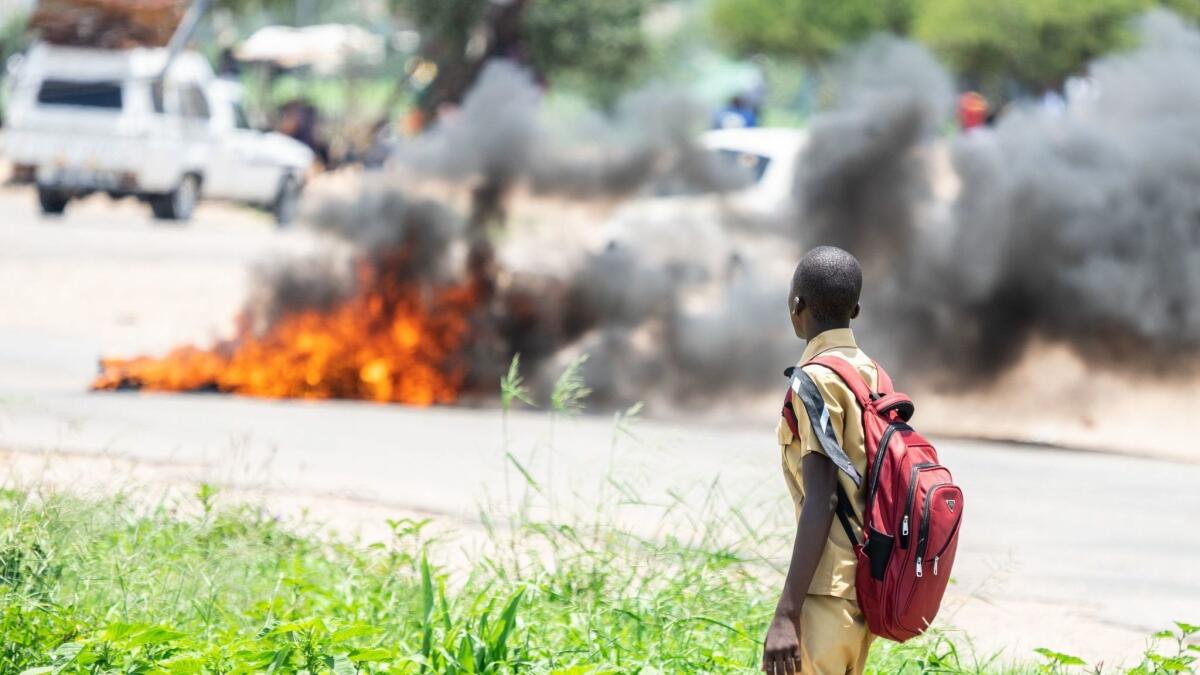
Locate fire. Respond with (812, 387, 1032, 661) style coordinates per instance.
(92, 256, 481, 406)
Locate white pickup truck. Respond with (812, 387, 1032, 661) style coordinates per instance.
(3, 43, 313, 223)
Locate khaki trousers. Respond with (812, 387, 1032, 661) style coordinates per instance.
(800, 594, 875, 675)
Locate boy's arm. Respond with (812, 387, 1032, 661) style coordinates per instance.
(762, 451, 838, 673)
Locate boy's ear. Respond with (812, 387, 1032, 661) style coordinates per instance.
(792, 296, 805, 316)
(850, 303, 861, 320)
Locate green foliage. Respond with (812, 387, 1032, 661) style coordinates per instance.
(1161, 0, 1200, 19)
(213, 0, 297, 15)
(500, 354, 534, 412)
(1128, 622, 1199, 674)
(395, 0, 654, 106)
(914, 0, 1148, 92)
(0, 10, 31, 118)
(0, 480, 1195, 673)
(710, 0, 1200, 99)
(392, 0, 485, 63)
(0, 486, 769, 672)
(0, 400, 1194, 674)
(709, 0, 914, 61)
(1034, 646, 1088, 672)
(523, 0, 654, 106)
(550, 354, 592, 415)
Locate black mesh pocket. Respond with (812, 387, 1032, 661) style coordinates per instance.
(864, 527, 894, 581)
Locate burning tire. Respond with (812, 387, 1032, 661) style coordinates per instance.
(149, 173, 200, 222)
(36, 186, 69, 216)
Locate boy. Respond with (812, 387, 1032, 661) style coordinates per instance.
(762, 246, 877, 675)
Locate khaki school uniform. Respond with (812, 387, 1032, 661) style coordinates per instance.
(776, 328, 878, 675)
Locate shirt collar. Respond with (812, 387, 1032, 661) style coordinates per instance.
(800, 328, 858, 362)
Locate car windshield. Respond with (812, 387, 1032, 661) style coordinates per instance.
(37, 79, 123, 109)
(715, 149, 771, 183)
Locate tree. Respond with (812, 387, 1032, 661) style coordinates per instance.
(914, 0, 1147, 95)
(708, 0, 914, 62)
(207, 0, 300, 28)
(710, 0, 1200, 103)
(395, 0, 654, 115)
(392, 0, 492, 122)
(523, 0, 652, 105)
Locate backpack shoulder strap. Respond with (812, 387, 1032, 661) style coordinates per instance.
(784, 366, 863, 488)
(805, 354, 878, 406)
(784, 364, 865, 548)
(808, 355, 912, 421)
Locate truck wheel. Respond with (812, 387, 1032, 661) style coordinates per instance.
(37, 186, 69, 216)
(149, 174, 200, 222)
(273, 174, 301, 227)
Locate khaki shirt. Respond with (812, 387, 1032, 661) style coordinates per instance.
(776, 328, 878, 600)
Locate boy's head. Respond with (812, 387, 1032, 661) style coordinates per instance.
(788, 246, 862, 339)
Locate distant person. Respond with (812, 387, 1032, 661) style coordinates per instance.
(713, 95, 757, 129)
(217, 47, 240, 80)
(761, 247, 963, 674)
(744, 57, 769, 120)
(957, 91, 989, 131)
(277, 100, 329, 166)
(1039, 87, 1066, 115)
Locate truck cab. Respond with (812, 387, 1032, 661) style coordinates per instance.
(4, 43, 313, 224)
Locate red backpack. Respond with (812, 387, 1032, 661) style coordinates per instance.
(782, 355, 964, 642)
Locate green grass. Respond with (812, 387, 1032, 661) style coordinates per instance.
(0, 483, 764, 673)
(1, 368, 1195, 673)
(0, 485, 1195, 674)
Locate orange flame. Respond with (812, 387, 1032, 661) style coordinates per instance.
(92, 258, 481, 406)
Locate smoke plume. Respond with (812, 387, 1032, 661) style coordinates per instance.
(801, 12, 1200, 383)
(795, 36, 952, 256)
(238, 61, 787, 407)
(401, 61, 752, 204)
(241, 13, 1200, 409)
(946, 10, 1200, 376)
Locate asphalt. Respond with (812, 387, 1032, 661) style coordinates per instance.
(0, 184, 1197, 666)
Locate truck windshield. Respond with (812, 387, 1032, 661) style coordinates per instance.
(37, 79, 124, 109)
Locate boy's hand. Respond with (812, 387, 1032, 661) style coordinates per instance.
(762, 612, 802, 674)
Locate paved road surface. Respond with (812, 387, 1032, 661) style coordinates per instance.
(1, 185, 1197, 666)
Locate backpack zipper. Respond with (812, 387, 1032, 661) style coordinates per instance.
(930, 511, 964, 576)
(915, 482, 953, 578)
(866, 423, 911, 512)
(901, 462, 939, 547)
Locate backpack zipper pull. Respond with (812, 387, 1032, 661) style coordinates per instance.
(901, 515, 909, 537)
(933, 556, 940, 576)
(915, 557, 923, 578)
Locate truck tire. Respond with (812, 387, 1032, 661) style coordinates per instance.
(273, 174, 301, 227)
(149, 174, 200, 222)
(37, 186, 69, 216)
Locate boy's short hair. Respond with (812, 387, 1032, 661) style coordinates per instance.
(791, 246, 863, 322)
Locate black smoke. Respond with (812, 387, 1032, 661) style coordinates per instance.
(797, 15, 1200, 384)
(253, 13, 1200, 409)
(795, 36, 952, 258)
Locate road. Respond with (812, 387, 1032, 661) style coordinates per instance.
(1, 183, 1197, 666)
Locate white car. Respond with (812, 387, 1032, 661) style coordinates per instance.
(3, 43, 313, 223)
(699, 126, 807, 219)
(603, 127, 808, 239)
